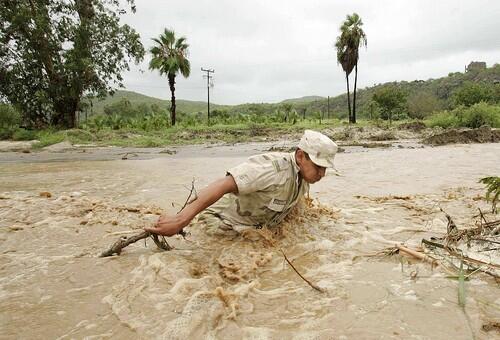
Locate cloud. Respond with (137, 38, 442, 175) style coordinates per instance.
(121, 0, 500, 104)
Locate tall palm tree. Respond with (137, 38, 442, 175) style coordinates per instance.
(335, 13, 367, 123)
(149, 29, 190, 126)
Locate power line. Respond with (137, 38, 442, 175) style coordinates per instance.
(201, 67, 214, 124)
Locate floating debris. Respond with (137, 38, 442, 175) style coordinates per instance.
(388, 209, 499, 280)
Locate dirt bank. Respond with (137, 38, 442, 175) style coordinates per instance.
(423, 126, 500, 145)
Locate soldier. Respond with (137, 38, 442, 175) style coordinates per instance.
(145, 130, 338, 236)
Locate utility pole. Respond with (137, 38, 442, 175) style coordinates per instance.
(327, 96, 330, 119)
(201, 67, 214, 125)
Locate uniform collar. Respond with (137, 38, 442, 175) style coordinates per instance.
(289, 151, 302, 184)
(289, 151, 299, 172)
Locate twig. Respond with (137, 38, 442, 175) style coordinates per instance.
(100, 231, 150, 257)
(396, 244, 439, 267)
(278, 248, 324, 293)
(478, 208, 489, 225)
(178, 179, 197, 212)
(177, 179, 197, 238)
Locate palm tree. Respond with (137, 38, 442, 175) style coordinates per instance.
(149, 29, 190, 126)
(335, 13, 367, 123)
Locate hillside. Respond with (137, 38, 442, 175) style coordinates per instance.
(87, 63, 499, 119)
(89, 90, 225, 115)
(292, 63, 500, 118)
(281, 96, 325, 104)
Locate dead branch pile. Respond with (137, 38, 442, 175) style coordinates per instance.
(390, 209, 500, 280)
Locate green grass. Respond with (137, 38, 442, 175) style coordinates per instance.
(32, 131, 66, 149)
(24, 119, 347, 148)
(6, 118, 437, 149)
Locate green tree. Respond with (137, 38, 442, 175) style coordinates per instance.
(335, 13, 367, 124)
(0, 0, 144, 128)
(453, 82, 494, 107)
(372, 87, 407, 124)
(281, 103, 293, 122)
(407, 92, 443, 119)
(149, 29, 191, 126)
(104, 98, 133, 117)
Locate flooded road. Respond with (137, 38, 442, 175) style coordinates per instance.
(0, 142, 499, 339)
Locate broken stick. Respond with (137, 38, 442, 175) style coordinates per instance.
(100, 231, 172, 257)
(279, 248, 324, 293)
(99, 179, 197, 257)
(396, 244, 439, 267)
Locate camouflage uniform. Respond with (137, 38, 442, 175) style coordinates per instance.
(199, 151, 309, 234)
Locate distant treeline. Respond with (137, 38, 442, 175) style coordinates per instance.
(1, 64, 499, 137)
(87, 64, 500, 127)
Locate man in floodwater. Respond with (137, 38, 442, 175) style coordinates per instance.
(145, 130, 338, 236)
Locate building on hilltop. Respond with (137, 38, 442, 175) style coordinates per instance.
(465, 61, 487, 72)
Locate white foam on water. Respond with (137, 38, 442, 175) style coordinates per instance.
(403, 290, 418, 301)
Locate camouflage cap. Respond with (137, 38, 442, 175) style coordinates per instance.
(298, 130, 338, 168)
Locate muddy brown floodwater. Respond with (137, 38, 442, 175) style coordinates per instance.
(0, 142, 499, 339)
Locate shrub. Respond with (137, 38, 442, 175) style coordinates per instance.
(461, 102, 500, 128)
(427, 110, 460, 128)
(82, 114, 108, 131)
(12, 128, 37, 141)
(0, 103, 21, 139)
(0, 103, 21, 127)
(426, 103, 500, 128)
(0, 129, 12, 139)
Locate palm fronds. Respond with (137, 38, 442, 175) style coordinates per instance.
(479, 176, 500, 213)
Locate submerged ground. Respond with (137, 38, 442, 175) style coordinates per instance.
(0, 140, 499, 339)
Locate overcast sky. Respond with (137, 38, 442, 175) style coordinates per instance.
(121, 0, 500, 105)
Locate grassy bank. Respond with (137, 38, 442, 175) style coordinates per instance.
(4, 118, 411, 148)
(33, 120, 344, 148)
(3, 112, 499, 149)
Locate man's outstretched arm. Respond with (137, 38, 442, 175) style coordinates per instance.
(145, 175, 238, 236)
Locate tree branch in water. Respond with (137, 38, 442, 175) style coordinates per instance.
(99, 180, 197, 257)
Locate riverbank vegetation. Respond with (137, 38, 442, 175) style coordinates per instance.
(2, 69, 499, 148)
(1, 1, 498, 147)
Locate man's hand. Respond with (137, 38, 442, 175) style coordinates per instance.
(144, 214, 189, 236)
(144, 175, 237, 237)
